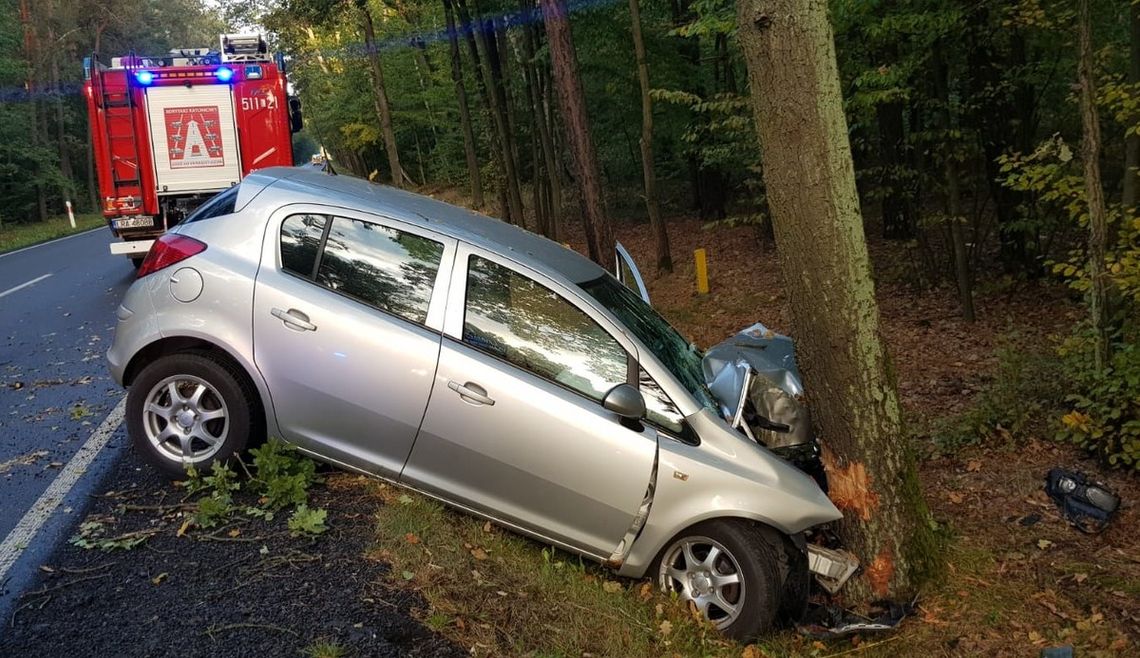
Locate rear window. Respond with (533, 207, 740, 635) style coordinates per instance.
(182, 186, 239, 224)
(279, 213, 445, 326)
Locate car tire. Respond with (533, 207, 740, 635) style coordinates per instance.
(126, 352, 256, 478)
(656, 519, 783, 641)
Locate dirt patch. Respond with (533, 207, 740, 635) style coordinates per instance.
(0, 452, 463, 658)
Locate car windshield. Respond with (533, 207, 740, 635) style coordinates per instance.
(580, 275, 716, 411)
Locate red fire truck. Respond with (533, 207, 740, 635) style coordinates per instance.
(84, 34, 301, 263)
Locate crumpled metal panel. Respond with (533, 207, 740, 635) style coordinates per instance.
(703, 322, 812, 448)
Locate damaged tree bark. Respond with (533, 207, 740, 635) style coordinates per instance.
(736, 0, 938, 603)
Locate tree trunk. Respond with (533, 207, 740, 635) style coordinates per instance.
(518, 4, 560, 237)
(736, 0, 937, 602)
(50, 30, 73, 207)
(359, 1, 404, 188)
(541, 0, 613, 269)
(933, 41, 975, 322)
(537, 42, 564, 238)
(443, 0, 484, 207)
(1078, 0, 1110, 373)
(456, 0, 523, 224)
(489, 17, 526, 227)
(1124, 1, 1140, 209)
(966, 8, 1036, 276)
(629, 0, 672, 272)
(877, 100, 913, 240)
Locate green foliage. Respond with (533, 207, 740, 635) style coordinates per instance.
(69, 520, 152, 551)
(932, 336, 1067, 451)
(182, 439, 327, 531)
(1057, 335, 1140, 471)
(249, 438, 321, 510)
(288, 504, 329, 537)
(188, 461, 241, 528)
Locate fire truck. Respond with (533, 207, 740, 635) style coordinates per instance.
(83, 34, 302, 263)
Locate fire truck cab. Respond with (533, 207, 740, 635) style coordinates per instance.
(84, 34, 301, 263)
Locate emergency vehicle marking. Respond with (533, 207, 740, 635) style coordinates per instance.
(164, 106, 225, 169)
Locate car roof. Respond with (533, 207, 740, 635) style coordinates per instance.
(246, 166, 608, 285)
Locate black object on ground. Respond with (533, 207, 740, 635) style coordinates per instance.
(795, 599, 915, 639)
(1044, 467, 1120, 534)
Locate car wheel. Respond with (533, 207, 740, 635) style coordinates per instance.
(127, 353, 254, 477)
(657, 520, 782, 640)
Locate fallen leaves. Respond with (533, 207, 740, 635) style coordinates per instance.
(404, 532, 420, 544)
(470, 547, 488, 561)
(658, 620, 673, 637)
(601, 581, 622, 593)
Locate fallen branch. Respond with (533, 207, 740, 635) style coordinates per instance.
(60, 562, 118, 575)
(202, 622, 299, 641)
(19, 572, 111, 599)
(821, 634, 900, 657)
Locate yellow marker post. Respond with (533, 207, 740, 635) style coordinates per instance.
(694, 248, 709, 294)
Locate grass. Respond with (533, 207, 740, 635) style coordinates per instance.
(366, 482, 818, 658)
(0, 212, 105, 254)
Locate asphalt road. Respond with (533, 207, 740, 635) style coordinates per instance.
(0, 227, 137, 625)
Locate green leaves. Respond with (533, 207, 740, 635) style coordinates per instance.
(288, 504, 329, 537)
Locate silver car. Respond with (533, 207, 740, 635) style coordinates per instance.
(107, 167, 848, 640)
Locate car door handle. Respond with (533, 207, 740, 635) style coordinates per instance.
(448, 380, 495, 406)
(271, 307, 317, 332)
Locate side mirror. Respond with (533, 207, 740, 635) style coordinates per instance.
(288, 96, 303, 133)
(603, 383, 646, 421)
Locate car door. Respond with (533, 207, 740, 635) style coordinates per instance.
(252, 206, 456, 479)
(401, 246, 658, 559)
(615, 242, 650, 304)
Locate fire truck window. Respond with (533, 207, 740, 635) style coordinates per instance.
(183, 186, 239, 224)
(315, 217, 444, 326)
(280, 214, 328, 279)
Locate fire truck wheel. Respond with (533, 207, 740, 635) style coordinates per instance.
(127, 352, 256, 478)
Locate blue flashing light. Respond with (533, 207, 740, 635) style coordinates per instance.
(215, 67, 234, 82)
(134, 70, 155, 86)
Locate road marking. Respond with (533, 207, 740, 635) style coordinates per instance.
(0, 273, 53, 300)
(0, 396, 126, 584)
(0, 226, 103, 260)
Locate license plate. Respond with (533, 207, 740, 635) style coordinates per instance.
(113, 216, 154, 229)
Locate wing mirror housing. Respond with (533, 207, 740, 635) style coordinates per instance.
(603, 383, 646, 422)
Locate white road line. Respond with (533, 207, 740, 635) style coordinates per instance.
(0, 273, 53, 300)
(0, 396, 126, 583)
(0, 226, 104, 260)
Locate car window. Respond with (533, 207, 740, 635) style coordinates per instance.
(640, 368, 684, 434)
(279, 215, 444, 325)
(463, 256, 627, 402)
(182, 185, 239, 224)
(280, 214, 328, 278)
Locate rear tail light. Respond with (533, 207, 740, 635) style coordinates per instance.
(137, 234, 207, 278)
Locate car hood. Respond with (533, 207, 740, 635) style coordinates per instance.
(702, 322, 802, 414)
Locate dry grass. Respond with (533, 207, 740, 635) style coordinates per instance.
(364, 481, 822, 657)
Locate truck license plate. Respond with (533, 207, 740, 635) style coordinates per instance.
(113, 216, 154, 229)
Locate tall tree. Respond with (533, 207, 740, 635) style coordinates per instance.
(540, 0, 614, 270)
(629, 0, 672, 272)
(443, 0, 483, 207)
(736, 0, 937, 602)
(358, 0, 405, 187)
(1124, 0, 1140, 209)
(1078, 0, 1110, 373)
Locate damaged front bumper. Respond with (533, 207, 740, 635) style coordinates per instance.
(806, 544, 860, 593)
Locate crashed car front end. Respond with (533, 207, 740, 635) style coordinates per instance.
(703, 322, 858, 592)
